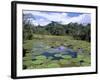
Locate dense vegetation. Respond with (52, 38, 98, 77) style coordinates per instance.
(23, 20, 91, 42)
(23, 14, 91, 69)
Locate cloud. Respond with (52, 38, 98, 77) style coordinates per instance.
(23, 11, 91, 26)
(80, 14, 91, 24)
(61, 14, 91, 24)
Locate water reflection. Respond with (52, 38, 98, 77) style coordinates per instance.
(32, 43, 80, 60)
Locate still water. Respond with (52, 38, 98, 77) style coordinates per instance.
(32, 43, 81, 60)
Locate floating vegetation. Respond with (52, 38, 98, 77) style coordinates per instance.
(23, 35, 91, 69)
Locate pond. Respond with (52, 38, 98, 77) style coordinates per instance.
(31, 42, 83, 61)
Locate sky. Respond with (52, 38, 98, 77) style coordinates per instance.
(23, 10, 91, 26)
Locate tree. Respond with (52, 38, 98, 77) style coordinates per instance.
(46, 21, 65, 35)
(23, 14, 33, 40)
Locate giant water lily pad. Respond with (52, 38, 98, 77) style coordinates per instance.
(46, 63, 60, 68)
(59, 59, 69, 65)
(32, 60, 44, 65)
(35, 55, 47, 60)
(54, 54, 62, 57)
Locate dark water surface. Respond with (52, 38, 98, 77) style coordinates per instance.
(32, 43, 81, 60)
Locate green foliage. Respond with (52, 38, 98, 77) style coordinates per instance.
(23, 14, 91, 69)
(23, 60, 33, 69)
(23, 13, 91, 42)
(23, 34, 91, 69)
(63, 23, 91, 42)
(46, 21, 65, 35)
(46, 63, 60, 68)
(23, 40, 34, 50)
(35, 56, 47, 60)
(32, 60, 44, 65)
(35, 27, 50, 35)
(59, 59, 69, 65)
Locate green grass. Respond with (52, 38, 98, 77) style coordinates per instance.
(23, 34, 91, 69)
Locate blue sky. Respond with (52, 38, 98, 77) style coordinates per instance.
(23, 10, 91, 26)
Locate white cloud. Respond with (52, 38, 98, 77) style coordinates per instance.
(80, 14, 91, 24)
(61, 14, 91, 24)
(31, 20, 39, 26)
(23, 11, 91, 26)
(37, 19, 50, 26)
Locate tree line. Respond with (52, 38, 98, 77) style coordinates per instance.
(23, 14, 91, 42)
